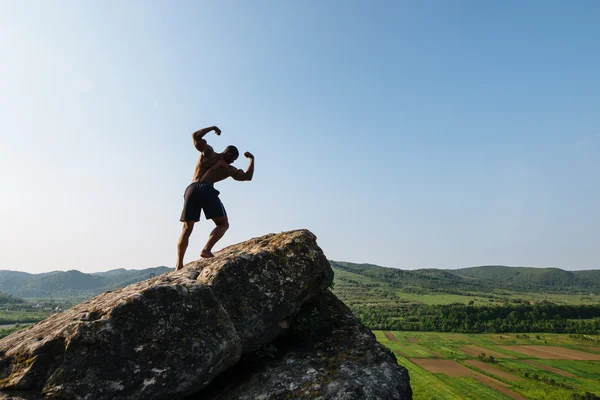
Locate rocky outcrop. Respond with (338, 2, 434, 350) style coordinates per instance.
(0, 230, 411, 400)
(195, 291, 412, 400)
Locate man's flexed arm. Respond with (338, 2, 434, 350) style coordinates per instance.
(192, 126, 221, 152)
(229, 152, 255, 181)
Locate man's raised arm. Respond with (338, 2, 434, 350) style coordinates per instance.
(192, 126, 221, 152)
(229, 152, 255, 181)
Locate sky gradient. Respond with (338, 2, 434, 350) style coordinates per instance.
(1, 1, 599, 273)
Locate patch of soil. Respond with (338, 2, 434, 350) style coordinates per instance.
(522, 360, 575, 377)
(465, 360, 522, 381)
(460, 345, 515, 359)
(472, 375, 528, 400)
(384, 331, 399, 343)
(499, 346, 600, 360)
(578, 346, 600, 353)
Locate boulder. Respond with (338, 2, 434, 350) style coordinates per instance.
(0, 230, 332, 399)
(194, 291, 412, 400)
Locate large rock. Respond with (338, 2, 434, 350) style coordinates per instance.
(0, 230, 333, 399)
(188, 230, 333, 351)
(194, 291, 412, 400)
(0, 281, 241, 399)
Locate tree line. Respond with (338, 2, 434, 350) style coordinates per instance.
(354, 302, 600, 334)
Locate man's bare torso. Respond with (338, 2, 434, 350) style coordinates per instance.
(192, 145, 236, 184)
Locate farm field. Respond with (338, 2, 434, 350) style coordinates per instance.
(391, 291, 600, 306)
(0, 323, 30, 330)
(0, 310, 52, 325)
(375, 331, 600, 400)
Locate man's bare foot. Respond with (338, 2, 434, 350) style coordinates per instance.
(175, 265, 183, 271)
(200, 250, 215, 258)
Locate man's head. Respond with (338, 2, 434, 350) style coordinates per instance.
(222, 145, 239, 164)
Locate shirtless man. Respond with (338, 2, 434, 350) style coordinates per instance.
(176, 125, 255, 270)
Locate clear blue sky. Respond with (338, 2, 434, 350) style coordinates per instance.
(1, 1, 599, 273)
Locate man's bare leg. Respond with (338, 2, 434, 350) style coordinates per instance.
(176, 221, 195, 270)
(201, 216, 229, 258)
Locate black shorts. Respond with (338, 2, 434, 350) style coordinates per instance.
(180, 182, 227, 222)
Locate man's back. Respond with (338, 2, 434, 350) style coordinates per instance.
(192, 144, 220, 182)
(198, 159, 246, 184)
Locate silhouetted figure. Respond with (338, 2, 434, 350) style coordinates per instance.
(176, 126, 255, 270)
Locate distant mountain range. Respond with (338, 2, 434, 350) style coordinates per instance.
(1, 263, 598, 300)
(0, 267, 172, 299)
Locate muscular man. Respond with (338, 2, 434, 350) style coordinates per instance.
(176, 126, 255, 270)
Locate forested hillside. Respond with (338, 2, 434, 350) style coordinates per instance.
(331, 261, 600, 294)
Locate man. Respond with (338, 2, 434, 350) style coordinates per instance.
(176, 125, 255, 270)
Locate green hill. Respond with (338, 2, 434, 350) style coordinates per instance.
(331, 261, 600, 295)
(0, 271, 31, 291)
(331, 261, 486, 293)
(452, 265, 600, 293)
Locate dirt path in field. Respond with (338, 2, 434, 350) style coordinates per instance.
(465, 360, 522, 381)
(461, 345, 515, 359)
(406, 337, 420, 343)
(384, 331, 400, 343)
(522, 360, 575, 377)
(579, 346, 600, 353)
(384, 332, 412, 358)
(499, 346, 600, 360)
(472, 375, 528, 400)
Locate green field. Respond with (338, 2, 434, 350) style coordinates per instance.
(375, 331, 600, 400)
(0, 309, 48, 339)
(392, 291, 600, 306)
(0, 309, 53, 324)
